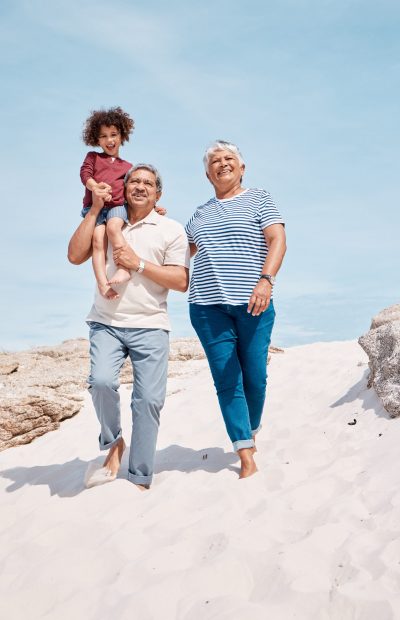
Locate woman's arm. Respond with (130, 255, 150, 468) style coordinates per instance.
(247, 223, 286, 316)
(189, 242, 198, 257)
(67, 186, 110, 265)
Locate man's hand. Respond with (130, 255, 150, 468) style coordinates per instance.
(113, 245, 139, 271)
(92, 184, 112, 212)
(96, 182, 112, 202)
(247, 279, 272, 316)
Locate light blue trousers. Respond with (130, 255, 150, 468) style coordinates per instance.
(87, 322, 169, 486)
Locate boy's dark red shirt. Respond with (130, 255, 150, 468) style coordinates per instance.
(80, 151, 132, 208)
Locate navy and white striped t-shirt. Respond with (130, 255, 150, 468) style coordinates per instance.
(185, 188, 284, 305)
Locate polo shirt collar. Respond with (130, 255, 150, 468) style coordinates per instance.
(125, 207, 159, 230)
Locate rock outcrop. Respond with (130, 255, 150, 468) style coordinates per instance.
(0, 338, 205, 451)
(0, 337, 283, 451)
(359, 303, 400, 418)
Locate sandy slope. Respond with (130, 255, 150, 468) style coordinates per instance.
(1, 340, 400, 620)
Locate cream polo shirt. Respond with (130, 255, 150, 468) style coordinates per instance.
(87, 209, 190, 331)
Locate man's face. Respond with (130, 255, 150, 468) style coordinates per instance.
(98, 124, 122, 157)
(125, 168, 161, 210)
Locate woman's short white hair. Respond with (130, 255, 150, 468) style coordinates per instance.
(203, 140, 245, 170)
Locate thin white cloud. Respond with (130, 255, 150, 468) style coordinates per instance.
(21, 0, 243, 118)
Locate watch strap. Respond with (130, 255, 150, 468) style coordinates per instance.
(259, 274, 275, 285)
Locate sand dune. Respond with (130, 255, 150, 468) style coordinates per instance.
(1, 340, 400, 619)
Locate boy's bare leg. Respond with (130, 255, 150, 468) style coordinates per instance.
(107, 218, 131, 285)
(92, 225, 119, 299)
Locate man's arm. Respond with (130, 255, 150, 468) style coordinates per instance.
(113, 245, 189, 292)
(67, 185, 111, 265)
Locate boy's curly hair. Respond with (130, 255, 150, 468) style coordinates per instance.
(82, 107, 135, 146)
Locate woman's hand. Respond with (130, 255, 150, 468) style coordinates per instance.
(154, 204, 167, 216)
(247, 279, 272, 316)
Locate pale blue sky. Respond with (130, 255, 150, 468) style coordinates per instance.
(1, 0, 399, 350)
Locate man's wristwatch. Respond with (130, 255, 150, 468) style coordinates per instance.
(136, 259, 145, 274)
(259, 274, 276, 286)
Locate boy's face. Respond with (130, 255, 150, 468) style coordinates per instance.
(98, 124, 122, 157)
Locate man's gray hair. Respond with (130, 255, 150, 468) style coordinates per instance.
(124, 163, 163, 192)
(203, 140, 245, 170)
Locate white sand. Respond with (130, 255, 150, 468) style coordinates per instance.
(1, 340, 400, 620)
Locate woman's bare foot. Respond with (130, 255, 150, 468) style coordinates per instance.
(238, 447, 258, 479)
(103, 438, 125, 476)
(108, 268, 131, 286)
(98, 282, 119, 300)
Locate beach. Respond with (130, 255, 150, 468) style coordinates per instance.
(1, 339, 400, 619)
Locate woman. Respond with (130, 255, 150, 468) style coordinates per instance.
(186, 140, 286, 479)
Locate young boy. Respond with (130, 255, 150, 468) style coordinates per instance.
(80, 107, 134, 299)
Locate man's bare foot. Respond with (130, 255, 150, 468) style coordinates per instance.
(108, 268, 131, 286)
(98, 283, 119, 300)
(238, 448, 258, 479)
(135, 484, 150, 492)
(103, 438, 125, 476)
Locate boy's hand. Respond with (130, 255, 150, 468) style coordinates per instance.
(96, 181, 112, 202)
(92, 184, 112, 210)
(154, 204, 167, 216)
(97, 181, 112, 191)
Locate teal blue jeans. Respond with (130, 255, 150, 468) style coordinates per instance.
(189, 302, 275, 451)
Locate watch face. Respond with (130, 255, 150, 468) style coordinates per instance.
(261, 274, 275, 285)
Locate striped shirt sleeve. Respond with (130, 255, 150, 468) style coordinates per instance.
(257, 190, 285, 229)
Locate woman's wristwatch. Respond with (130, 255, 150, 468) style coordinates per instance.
(259, 274, 276, 286)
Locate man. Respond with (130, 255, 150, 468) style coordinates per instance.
(68, 164, 190, 490)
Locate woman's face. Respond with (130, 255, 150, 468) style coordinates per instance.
(206, 149, 245, 189)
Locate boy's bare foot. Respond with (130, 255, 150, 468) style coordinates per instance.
(108, 268, 131, 286)
(238, 448, 258, 479)
(103, 438, 125, 477)
(251, 435, 257, 454)
(98, 283, 119, 300)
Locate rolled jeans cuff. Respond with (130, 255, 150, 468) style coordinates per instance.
(99, 429, 122, 451)
(233, 439, 255, 452)
(251, 424, 262, 435)
(128, 470, 153, 486)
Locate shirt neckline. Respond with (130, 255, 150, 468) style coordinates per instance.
(125, 208, 160, 229)
(215, 188, 249, 203)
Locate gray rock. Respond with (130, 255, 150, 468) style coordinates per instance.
(0, 338, 195, 451)
(0, 337, 283, 451)
(0, 361, 19, 375)
(370, 304, 400, 330)
(359, 318, 400, 417)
